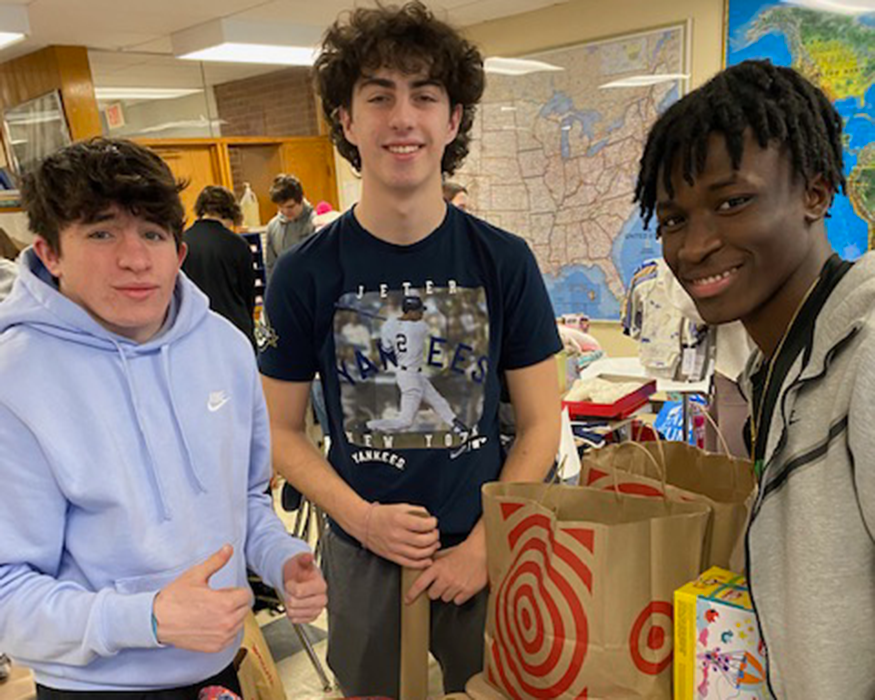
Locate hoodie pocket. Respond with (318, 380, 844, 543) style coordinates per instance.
(113, 543, 246, 595)
(114, 562, 191, 595)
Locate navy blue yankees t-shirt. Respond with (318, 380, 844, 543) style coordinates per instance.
(258, 205, 561, 545)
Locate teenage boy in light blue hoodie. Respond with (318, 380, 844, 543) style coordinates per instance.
(0, 138, 327, 698)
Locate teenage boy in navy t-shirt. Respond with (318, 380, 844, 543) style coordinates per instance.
(258, 3, 562, 697)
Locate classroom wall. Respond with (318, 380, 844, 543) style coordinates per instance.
(464, 0, 725, 90)
(213, 67, 319, 138)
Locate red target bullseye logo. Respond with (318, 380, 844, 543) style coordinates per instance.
(489, 503, 595, 700)
(629, 601, 673, 675)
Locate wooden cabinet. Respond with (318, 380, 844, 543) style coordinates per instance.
(0, 46, 101, 142)
(280, 138, 339, 211)
(229, 144, 283, 227)
(139, 136, 339, 227)
(147, 144, 229, 226)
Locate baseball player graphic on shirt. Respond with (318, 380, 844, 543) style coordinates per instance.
(366, 295, 469, 434)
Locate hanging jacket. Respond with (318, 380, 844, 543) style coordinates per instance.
(740, 252, 875, 699)
(0, 248, 308, 691)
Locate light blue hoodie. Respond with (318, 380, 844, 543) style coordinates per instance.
(0, 249, 308, 690)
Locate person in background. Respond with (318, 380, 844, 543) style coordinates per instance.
(259, 3, 562, 697)
(264, 174, 314, 278)
(0, 138, 327, 698)
(636, 59, 874, 698)
(441, 181, 468, 211)
(182, 185, 256, 349)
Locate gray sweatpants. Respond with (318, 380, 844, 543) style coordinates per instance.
(322, 529, 487, 698)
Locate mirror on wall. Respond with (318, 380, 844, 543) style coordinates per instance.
(1, 90, 72, 177)
(89, 51, 223, 140)
(88, 50, 319, 141)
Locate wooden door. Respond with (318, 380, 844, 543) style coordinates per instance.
(279, 137, 339, 211)
(229, 144, 283, 227)
(149, 145, 225, 227)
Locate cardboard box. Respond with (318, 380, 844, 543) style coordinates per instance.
(562, 374, 656, 419)
(674, 567, 770, 700)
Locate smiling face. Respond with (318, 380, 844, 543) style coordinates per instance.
(339, 67, 462, 199)
(34, 204, 186, 343)
(657, 130, 832, 339)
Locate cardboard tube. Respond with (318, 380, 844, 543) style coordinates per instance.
(400, 566, 430, 700)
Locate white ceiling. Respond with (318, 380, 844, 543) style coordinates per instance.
(0, 0, 570, 88)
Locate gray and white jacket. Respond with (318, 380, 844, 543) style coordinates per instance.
(741, 252, 875, 699)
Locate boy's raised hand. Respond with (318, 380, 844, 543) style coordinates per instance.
(153, 544, 252, 653)
(283, 552, 328, 624)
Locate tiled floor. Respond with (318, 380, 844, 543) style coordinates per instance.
(274, 615, 447, 700)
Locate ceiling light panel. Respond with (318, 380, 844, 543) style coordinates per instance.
(0, 4, 29, 52)
(172, 17, 322, 65)
(94, 87, 203, 101)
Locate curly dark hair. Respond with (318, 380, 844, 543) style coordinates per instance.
(634, 59, 845, 229)
(195, 185, 242, 226)
(269, 174, 304, 204)
(314, 1, 485, 175)
(20, 137, 187, 253)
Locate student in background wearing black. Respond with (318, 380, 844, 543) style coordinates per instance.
(182, 186, 256, 349)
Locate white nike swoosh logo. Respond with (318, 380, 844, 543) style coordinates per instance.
(208, 393, 231, 412)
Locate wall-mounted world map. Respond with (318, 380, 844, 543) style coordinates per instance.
(727, 1, 874, 259)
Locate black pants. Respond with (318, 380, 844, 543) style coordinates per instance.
(36, 662, 241, 700)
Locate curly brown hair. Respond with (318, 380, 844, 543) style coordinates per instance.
(314, 1, 485, 175)
(19, 137, 187, 253)
(195, 185, 243, 226)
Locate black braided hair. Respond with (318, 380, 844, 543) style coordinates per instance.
(634, 59, 845, 228)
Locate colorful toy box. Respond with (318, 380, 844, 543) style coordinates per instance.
(674, 567, 771, 700)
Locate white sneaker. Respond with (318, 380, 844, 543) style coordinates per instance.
(0, 653, 11, 683)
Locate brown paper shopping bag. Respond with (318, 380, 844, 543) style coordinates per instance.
(482, 482, 709, 700)
(583, 440, 756, 571)
(237, 612, 288, 700)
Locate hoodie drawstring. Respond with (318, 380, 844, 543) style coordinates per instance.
(112, 340, 173, 521)
(161, 346, 207, 494)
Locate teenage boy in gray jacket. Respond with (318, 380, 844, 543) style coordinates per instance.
(636, 59, 874, 699)
(264, 174, 314, 279)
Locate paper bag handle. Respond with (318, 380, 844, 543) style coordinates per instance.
(611, 440, 668, 498)
(692, 402, 757, 487)
(691, 401, 732, 457)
